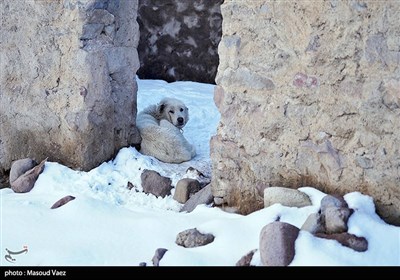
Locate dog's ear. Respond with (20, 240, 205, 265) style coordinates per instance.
(156, 102, 166, 119)
(158, 103, 165, 114)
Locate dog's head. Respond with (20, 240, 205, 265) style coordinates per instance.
(157, 97, 189, 129)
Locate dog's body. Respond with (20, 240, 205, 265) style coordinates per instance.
(136, 97, 196, 163)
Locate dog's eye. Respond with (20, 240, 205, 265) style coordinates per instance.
(180, 108, 184, 112)
(169, 110, 174, 114)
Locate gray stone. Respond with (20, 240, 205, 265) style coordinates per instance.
(315, 233, 368, 252)
(139, 262, 146, 267)
(141, 170, 172, 198)
(137, 0, 223, 83)
(324, 207, 352, 234)
(173, 178, 201, 204)
(211, 1, 400, 225)
(11, 158, 46, 193)
(320, 195, 349, 214)
(301, 213, 325, 234)
(0, 0, 141, 172)
(213, 197, 224, 205)
(81, 23, 104, 40)
(176, 228, 215, 248)
(180, 184, 213, 213)
(152, 248, 168, 266)
(87, 9, 115, 25)
(264, 187, 312, 208)
(236, 249, 257, 266)
(9, 158, 37, 184)
(259, 222, 300, 266)
(104, 24, 115, 38)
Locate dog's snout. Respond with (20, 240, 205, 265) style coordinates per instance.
(177, 117, 184, 124)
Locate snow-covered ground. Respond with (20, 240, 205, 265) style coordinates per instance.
(1, 78, 399, 266)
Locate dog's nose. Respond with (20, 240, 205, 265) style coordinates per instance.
(177, 117, 184, 124)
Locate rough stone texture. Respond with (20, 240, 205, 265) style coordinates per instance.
(211, 0, 400, 225)
(152, 248, 168, 266)
(323, 207, 352, 234)
(173, 178, 201, 204)
(301, 213, 325, 234)
(236, 249, 257, 266)
(0, 170, 8, 189)
(214, 197, 224, 205)
(264, 187, 312, 208)
(180, 184, 213, 213)
(9, 158, 37, 184)
(141, 169, 172, 198)
(137, 0, 223, 83)
(315, 233, 368, 252)
(259, 222, 300, 266)
(321, 195, 349, 214)
(175, 228, 215, 248)
(10, 158, 46, 193)
(51, 195, 76, 209)
(0, 0, 141, 172)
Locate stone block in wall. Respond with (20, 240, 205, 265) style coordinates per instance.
(211, 1, 400, 225)
(0, 0, 141, 172)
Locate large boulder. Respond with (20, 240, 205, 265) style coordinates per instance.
(0, 0, 141, 172)
(211, 0, 400, 225)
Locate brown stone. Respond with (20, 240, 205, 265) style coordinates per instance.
(11, 158, 47, 193)
(236, 249, 257, 266)
(173, 178, 201, 204)
(315, 233, 368, 252)
(51, 195, 76, 209)
(176, 228, 215, 248)
(141, 170, 172, 198)
(259, 222, 300, 266)
(264, 187, 312, 208)
(180, 184, 213, 213)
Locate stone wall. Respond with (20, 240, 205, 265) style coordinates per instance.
(212, 1, 400, 225)
(137, 0, 223, 83)
(0, 0, 141, 172)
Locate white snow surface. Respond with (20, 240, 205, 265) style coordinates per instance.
(1, 78, 399, 266)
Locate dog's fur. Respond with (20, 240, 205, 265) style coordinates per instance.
(136, 97, 196, 163)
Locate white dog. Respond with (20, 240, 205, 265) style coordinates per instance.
(136, 97, 196, 163)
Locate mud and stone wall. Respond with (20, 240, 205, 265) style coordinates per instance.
(0, 0, 141, 172)
(211, 1, 400, 225)
(137, 0, 223, 83)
